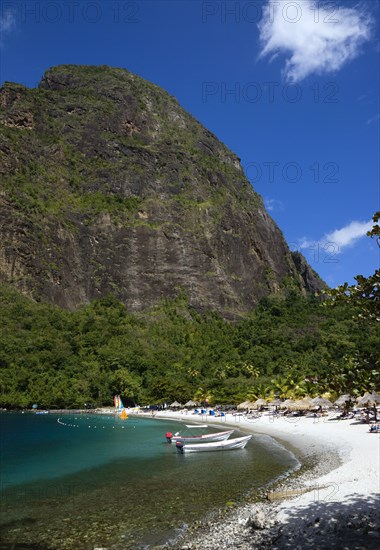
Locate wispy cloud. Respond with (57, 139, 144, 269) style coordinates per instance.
(258, 0, 373, 82)
(0, 10, 16, 47)
(299, 219, 373, 254)
(264, 197, 285, 213)
(367, 113, 380, 125)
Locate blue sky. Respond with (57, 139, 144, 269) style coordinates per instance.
(0, 0, 379, 287)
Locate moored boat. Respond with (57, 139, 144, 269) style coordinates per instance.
(176, 434, 252, 453)
(167, 429, 234, 443)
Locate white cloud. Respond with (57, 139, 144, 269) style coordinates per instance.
(325, 220, 374, 249)
(367, 113, 380, 125)
(299, 219, 373, 254)
(0, 10, 16, 47)
(264, 197, 285, 212)
(258, 0, 373, 82)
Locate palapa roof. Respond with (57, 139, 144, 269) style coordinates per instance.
(334, 394, 352, 407)
(269, 399, 283, 407)
(184, 400, 198, 407)
(356, 392, 380, 407)
(238, 400, 253, 409)
(312, 397, 333, 409)
(170, 401, 182, 407)
(301, 396, 314, 404)
(289, 398, 313, 411)
(280, 399, 295, 409)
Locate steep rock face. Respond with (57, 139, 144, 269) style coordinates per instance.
(0, 65, 324, 317)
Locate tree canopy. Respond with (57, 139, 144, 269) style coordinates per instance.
(1, 283, 378, 409)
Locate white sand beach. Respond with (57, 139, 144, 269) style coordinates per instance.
(132, 409, 380, 549)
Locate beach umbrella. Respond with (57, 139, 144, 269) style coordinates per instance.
(289, 398, 312, 411)
(356, 392, 380, 407)
(184, 400, 197, 407)
(255, 398, 267, 408)
(311, 397, 333, 409)
(269, 399, 283, 407)
(237, 400, 251, 410)
(301, 397, 314, 405)
(280, 399, 295, 409)
(246, 401, 257, 409)
(170, 401, 182, 408)
(334, 394, 352, 408)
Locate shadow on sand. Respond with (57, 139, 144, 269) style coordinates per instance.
(271, 492, 380, 549)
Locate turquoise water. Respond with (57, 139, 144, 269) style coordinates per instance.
(0, 413, 298, 549)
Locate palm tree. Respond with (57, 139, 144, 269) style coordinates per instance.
(271, 374, 311, 399)
(247, 383, 273, 400)
(242, 362, 260, 379)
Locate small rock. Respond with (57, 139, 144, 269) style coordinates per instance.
(368, 531, 380, 538)
(248, 509, 266, 530)
(237, 512, 252, 527)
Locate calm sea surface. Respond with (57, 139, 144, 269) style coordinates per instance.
(0, 412, 298, 549)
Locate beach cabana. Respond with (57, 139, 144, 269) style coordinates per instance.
(184, 400, 198, 407)
(280, 399, 295, 409)
(237, 400, 251, 410)
(269, 399, 283, 408)
(289, 398, 313, 411)
(334, 394, 352, 408)
(312, 397, 333, 409)
(170, 401, 182, 408)
(356, 392, 380, 407)
(302, 396, 314, 405)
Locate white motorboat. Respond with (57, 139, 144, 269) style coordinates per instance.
(176, 434, 252, 453)
(168, 429, 234, 443)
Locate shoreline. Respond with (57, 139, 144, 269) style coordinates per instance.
(131, 409, 380, 549)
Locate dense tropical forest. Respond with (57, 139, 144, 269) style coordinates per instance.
(1, 213, 378, 410)
(1, 283, 378, 409)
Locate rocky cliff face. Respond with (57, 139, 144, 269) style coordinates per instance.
(0, 65, 324, 317)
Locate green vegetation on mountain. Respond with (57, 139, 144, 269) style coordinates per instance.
(1, 284, 378, 409)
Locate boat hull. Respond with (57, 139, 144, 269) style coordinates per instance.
(180, 435, 252, 453)
(171, 429, 234, 443)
